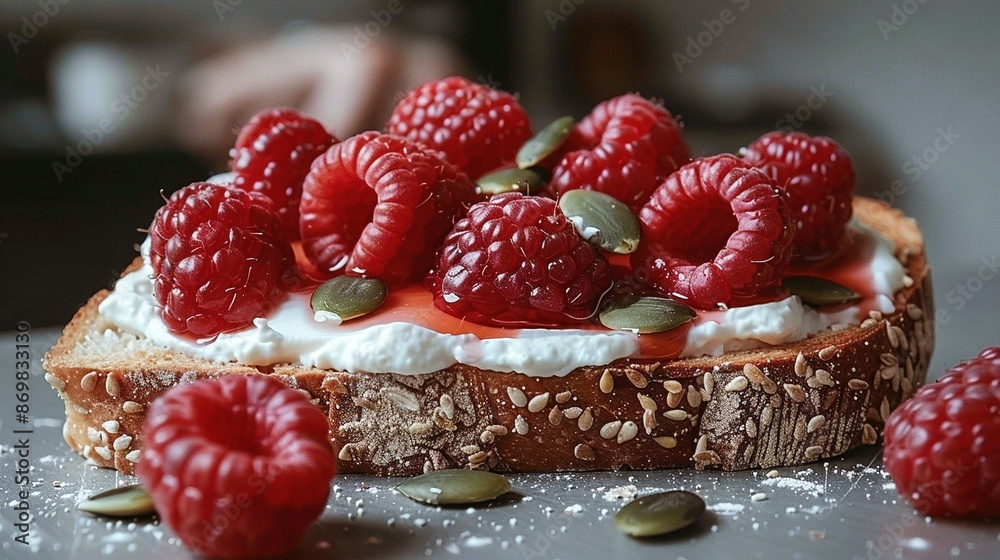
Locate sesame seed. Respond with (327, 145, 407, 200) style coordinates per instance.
(666, 391, 684, 408)
(480, 430, 495, 444)
(642, 409, 657, 434)
(599, 370, 614, 394)
(805, 445, 823, 459)
(886, 321, 899, 348)
(574, 444, 595, 461)
(487, 424, 509, 436)
(507, 387, 528, 408)
(125, 450, 141, 463)
(653, 436, 677, 449)
(664, 410, 688, 421)
(766, 469, 780, 478)
(703, 372, 715, 394)
(94, 446, 112, 460)
(848, 379, 870, 391)
(637, 393, 657, 411)
(122, 401, 143, 414)
(751, 492, 768, 502)
(815, 369, 835, 387)
(625, 369, 648, 389)
(880, 397, 891, 422)
(81, 372, 98, 392)
(514, 414, 529, 435)
(101, 420, 119, 434)
(562, 407, 583, 419)
(548, 407, 563, 426)
(439, 394, 455, 419)
(112, 435, 132, 451)
(45, 373, 66, 391)
(794, 353, 808, 377)
(663, 380, 683, 394)
(695, 434, 708, 454)
(818, 346, 838, 361)
(527, 392, 550, 413)
(860, 318, 879, 329)
(686, 385, 703, 408)
(577, 409, 594, 431)
(880, 353, 899, 367)
(724, 376, 749, 392)
(617, 421, 639, 444)
(408, 422, 433, 436)
(807, 415, 826, 433)
(784, 383, 807, 403)
(862, 423, 878, 445)
(105, 374, 120, 398)
(600, 421, 622, 440)
(555, 391, 572, 404)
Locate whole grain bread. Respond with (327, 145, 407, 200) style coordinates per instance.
(43, 197, 934, 476)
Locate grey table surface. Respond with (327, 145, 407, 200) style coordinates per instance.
(1, 327, 997, 560)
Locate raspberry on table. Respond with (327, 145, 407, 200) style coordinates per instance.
(742, 131, 855, 262)
(427, 192, 613, 327)
(230, 108, 337, 240)
(137, 375, 335, 559)
(631, 154, 794, 309)
(149, 182, 296, 338)
(883, 347, 1000, 517)
(386, 76, 533, 179)
(549, 94, 690, 212)
(299, 131, 481, 285)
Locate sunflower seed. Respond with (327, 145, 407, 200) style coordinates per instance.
(614, 491, 706, 537)
(782, 276, 862, 306)
(664, 410, 688, 421)
(663, 380, 684, 394)
(559, 189, 641, 254)
(784, 383, 807, 403)
(625, 369, 649, 389)
(818, 345, 838, 360)
(310, 276, 387, 322)
(397, 470, 511, 505)
(848, 378, 869, 391)
(637, 393, 657, 411)
(77, 484, 155, 518)
(599, 296, 696, 334)
(516, 115, 574, 169)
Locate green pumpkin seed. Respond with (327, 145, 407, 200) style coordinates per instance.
(516, 116, 575, 169)
(397, 469, 511, 505)
(614, 490, 706, 537)
(77, 484, 156, 518)
(311, 276, 387, 323)
(476, 167, 547, 196)
(558, 189, 640, 254)
(599, 296, 696, 334)
(782, 276, 861, 307)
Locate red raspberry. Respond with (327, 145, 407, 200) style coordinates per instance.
(300, 132, 480, 285)
(149, 182, 295, 337)
(137, 376, 335, 559)
(742, 131, 855, 262)
(549, 94, 690, 212)
(428, 192, 613, 327)
(230, 108, 336, 240)
(386, 76, 533, 179)
(631, 155, 794, 309)
(883, 347, 1000, 517)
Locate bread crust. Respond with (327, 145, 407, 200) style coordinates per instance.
(43, 197, 934, 476)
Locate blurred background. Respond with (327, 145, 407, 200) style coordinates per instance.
(1, 0, 997, 377)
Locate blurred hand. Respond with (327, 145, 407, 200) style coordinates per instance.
(176, 26, 465, 162)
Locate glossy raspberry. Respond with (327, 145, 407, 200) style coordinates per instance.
(631, 155, 794, 309)
(883, 347, 1000, 517)
(230, 108, 337, 239)
(149, 182, 296, 337)
(742, 131, 855, 261)
(386, 76, 533, 179)
(137, 376, 335, 559)
(300, 132, 480, 285)
(549, 94, 690, 212)
(428, 192, 613, 327)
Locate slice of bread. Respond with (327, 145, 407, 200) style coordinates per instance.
(43, 197, 934, 476)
